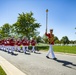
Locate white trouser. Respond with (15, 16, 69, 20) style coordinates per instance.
(0, 45, 2, 49)
(15, 45, 18, 51)
(2, 45, 4, 50)
(8, 46, 11, 52)
(32, 46, 35, 52)
(16, 46, 18, 51)
(46, 45, 55, 58)
(23, 46, 26, 53)
(5, 46, 8, 51)
(11, 46, 15, 53)
(3, 46, 6, 51)
(26, 46, 29, 50)
(18, 46, 20, 51)
(6, 46, 9, 51)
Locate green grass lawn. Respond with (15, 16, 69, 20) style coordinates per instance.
(36, 43, 76, 54)
(53, 46, 76, 54)
(0, 66, 7, 75)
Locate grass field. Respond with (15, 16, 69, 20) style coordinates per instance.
(36, 43, 76, 54)
(0, 66, 7, 75)
(53, 46, 76, 54)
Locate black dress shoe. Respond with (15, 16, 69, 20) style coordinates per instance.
(11, 52, 14, 55)
(18, 51, 20, 52)
(25, 52, 27, 54)
(34, 51, 36, 53)
(4, 50, 7, 52)
(53, 58, 57, 60)
(8, 51, 10, 53)
(46, 56, 49, 58)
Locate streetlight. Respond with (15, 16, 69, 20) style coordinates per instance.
(46, 9, 48, 32)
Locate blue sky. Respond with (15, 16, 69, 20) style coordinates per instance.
(0, 0, 76, 40)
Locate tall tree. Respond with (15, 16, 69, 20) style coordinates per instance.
(61, 36, 69, 45)
(36, 36, 42, 43)
(0, 23, 11, 38)
(54, 36, 60, 44)
(42, 34, 48, 43)
(13, 12, 41, 39)
(0, 27, 3, 39)
(54, 36, 59, 41)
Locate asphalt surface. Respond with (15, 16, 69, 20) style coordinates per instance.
(0, 50, 76, 75)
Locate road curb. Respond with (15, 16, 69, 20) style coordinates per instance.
(0, 56, 26, 75)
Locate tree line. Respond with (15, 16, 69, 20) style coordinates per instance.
(0, 12, 41, 39)
(42, 35, 76, 45)
(0, 12, 76, 45)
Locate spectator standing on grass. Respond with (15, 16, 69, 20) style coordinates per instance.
(45, 29, 57, 60)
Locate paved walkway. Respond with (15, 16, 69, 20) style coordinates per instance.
(0, 50, 76, 75)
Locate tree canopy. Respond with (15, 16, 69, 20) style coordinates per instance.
(0, 12, 41, 39)
(61, 36, 69, 45)
(0, 23, 11, 38)
(12, 12, 41, 39)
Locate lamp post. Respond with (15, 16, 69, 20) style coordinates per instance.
(46, 9, 48, 33)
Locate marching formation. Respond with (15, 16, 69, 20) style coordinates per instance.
(0, 37, 37, 55)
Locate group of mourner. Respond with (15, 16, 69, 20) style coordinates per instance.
(0, 37, 36, 55)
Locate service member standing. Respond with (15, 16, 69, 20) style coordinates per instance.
(45, 29, 57, 60)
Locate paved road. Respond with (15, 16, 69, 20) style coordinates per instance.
(0, 50, 76, 75)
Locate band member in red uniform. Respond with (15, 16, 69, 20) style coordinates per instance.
(22, 37, 27, 54)
(0, 39, 2, 50)
(10, 37, 15, 55)
(14, 38, 18, 51)
(16, 38, 22, 52)
(1, 39, 4, 50)
(7, 37, 11, 53)
(6, 38, 10, 52)
(4, 38, 7, 52)
(26, 39, 30, 51)
(45, 29, 57, 60)
(31, 38, 36, 53)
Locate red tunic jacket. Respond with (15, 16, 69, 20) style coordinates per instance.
(16, 40, 22, 46)
(31, 40, 36, 46)
(10, 39, 15, 46)
(45, 33, 54, 45)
